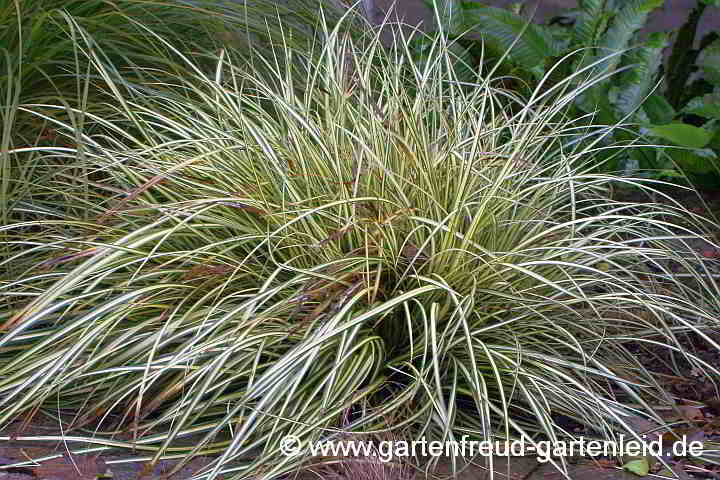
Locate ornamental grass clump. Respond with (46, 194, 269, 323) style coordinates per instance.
(1, 10, 720, 480)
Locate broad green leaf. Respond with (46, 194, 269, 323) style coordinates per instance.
(668, 147, 718, 175)
(642, 93, 676, 124)
(545, 24, 574, 53)
(705, 66, 720, 87)
(595, 0, 663, 74)
(682, 93, 720, 120)
(656, 169, 687, 179)
(628, 144, 660, 171)
(710, 127, 720, 150)
(576, 83, 617, 124)
(697, 39, 720, 87)
(623, 457, 650, 476)
(648, 123, 713, 148)
(574, 0, 613, 46)
(461, 5, 560, 76)
(424, 0, 465, 35)
(446, 41, 477, 82)
(701, 0, 720, 6)
(613, 32, 669, 117)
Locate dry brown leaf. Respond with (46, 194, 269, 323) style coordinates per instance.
(314, 224, 354, 247)
(32, 455, 106, 480)
(678, 405, 705, 423)
(183, 263, 234, 281)
(97, 174, 170, 224)
(39, 249, 100, 270)
(705, 398, 720, 415)
(401, 244, 428, 267)
(660, 426, 705, 444)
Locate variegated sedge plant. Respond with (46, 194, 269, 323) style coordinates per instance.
(1, 5, 720, 480)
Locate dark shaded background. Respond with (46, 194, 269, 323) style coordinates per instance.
(369, 0, 719, 42)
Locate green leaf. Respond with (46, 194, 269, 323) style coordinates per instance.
(595, 0, 664, 74)
(460, 5, 560, 76)
(629, 144, 661, 171)
(622, 457, 650, 476)
(574, 0, 612, 46)
(705, 66, 720, 87)
(613, 32, 669, 117)
(682, 93, 720, 120)
(669, 147, 718, 175)
(697, 39, 720, 87)
(710, 127, 720, 151)
(576, 83, 617, 123)
(425, 0, 465, 35)
(648, 123, 713, 148)
(701, 0, 720, 6)
(409, 35, 476, 83)
(656, 169, 687, 179)
(642, 93, 676, 124)
(446, 41, 477, 82)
